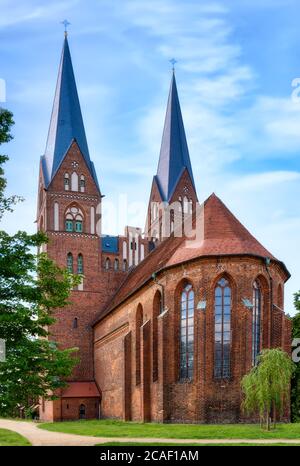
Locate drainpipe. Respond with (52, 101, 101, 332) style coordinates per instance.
(264, 257, 273, 348)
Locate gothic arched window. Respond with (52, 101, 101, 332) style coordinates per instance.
(77, 254, 83, 274)
(105, 257, 111, 270)
(67, 253, 73, 273)
(122, 259, 127, 271)
(64, 173, 70, 191)
(178, 196, 182, 212)
(71, 171, 78, 191)
(214, 277, 231, 378)
(80, 175, 85, 192)
(179, 283, 194, 380)
(114, 258, 119, 271)
(252, 280, 262, 365)
(183, 196, 189, 214)
(65, 206, 84, 233)
(73, 317, 78, 329)
(170, 209, 174, 234)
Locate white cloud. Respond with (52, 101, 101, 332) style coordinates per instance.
(231, 171, 300, 191)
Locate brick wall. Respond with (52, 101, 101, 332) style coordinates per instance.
(94, 254, 290, 423)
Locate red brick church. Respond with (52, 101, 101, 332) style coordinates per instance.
(38, 34, 291, 423)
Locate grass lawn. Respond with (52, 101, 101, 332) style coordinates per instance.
(39, 419, 300, 440)
(0, 428, 31, 446)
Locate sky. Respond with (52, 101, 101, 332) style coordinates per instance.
(0, 0, 299, 313)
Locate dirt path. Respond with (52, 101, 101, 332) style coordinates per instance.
(1, 419, 300, 446)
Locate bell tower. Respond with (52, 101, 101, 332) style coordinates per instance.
(146, 71, 198, 242)
(37, 33, 106, 383)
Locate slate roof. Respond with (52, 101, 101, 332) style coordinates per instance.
(94, 193, 290, 324)
(156, 72, 196, 201)
(42, 36, 99, 189)
(102, 235, 119, 253)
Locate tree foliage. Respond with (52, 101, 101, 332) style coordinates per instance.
(0, 109, 80, 417)
(0, 231, 80, 416)
(241, 349, 294, 430)
(0, 108, 22, 218)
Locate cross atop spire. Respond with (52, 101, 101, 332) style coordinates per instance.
(61, 19, 71, 37)
(155, 72, 196, 202)
(169, 58, 177, 71)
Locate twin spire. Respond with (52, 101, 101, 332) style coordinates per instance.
(42, 35, 195, 200)
(43, 36, 98, 188)
(155, 72, 196, 202)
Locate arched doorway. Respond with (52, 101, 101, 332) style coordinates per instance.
(79, 403, 86, 419)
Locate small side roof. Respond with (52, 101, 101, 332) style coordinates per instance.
(61, 381, 101, 398)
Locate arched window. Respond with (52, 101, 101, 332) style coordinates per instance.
(114, 258, 119, 271)
(64, 173, 70, 191)
(152, 291, 162, 382)
(67, 253, 73, 273)
(170, 209, 174, 234)
(183, 196, 189, 214)
(105, 257, 111, 270)
(80, 175, 85, 193)
(77, 254, 83, 274)
(54, 202, 59, 231)
(180, 283, 194, 380)
(75, 217, 83, 233)
(71, 171, 78, 191)
(136, 304, 143, 385)
(152, 202, 158, 221)
(214, 277, 231, 378)
(65, 206, 84, 233)
(178, 196, 182, 212)
(252, 280, 262, 365)
(122, 259, 127, 271)
(73, 317, 78, 329)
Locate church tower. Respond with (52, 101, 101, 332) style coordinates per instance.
(37, 34, 124, 420)
(146, 71, 198, 242)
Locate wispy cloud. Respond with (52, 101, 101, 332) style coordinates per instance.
(0, 0, 79, 29)
(1, 0, 299, 313)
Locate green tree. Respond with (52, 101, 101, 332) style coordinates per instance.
(0, 108, 21, 218)
(291, 291, 300, 421)
(241, 349, 294, 430)
(0, 109, 80, 417)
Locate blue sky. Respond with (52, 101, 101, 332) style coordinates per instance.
(0, 0, 299, 313)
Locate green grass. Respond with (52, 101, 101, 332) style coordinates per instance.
(39, 419, 300, 440)
(0, 428, 31, 446)
(99, 442, 300, 446)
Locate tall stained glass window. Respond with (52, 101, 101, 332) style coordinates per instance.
(214, 277, 231, 378)
(252, 280, 261, 365)
(180, 283, 194, 380)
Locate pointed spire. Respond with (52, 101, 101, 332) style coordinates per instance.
(43, 35, 98, 188)
(155, 72, 196, 201)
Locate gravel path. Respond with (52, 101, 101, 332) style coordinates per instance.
(1, 419, 300, 446)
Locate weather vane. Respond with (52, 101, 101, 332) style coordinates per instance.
(61, 19, 71, 37)
(170, 58, 177, 71)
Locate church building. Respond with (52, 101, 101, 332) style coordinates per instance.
(38, 34, 291, 423)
